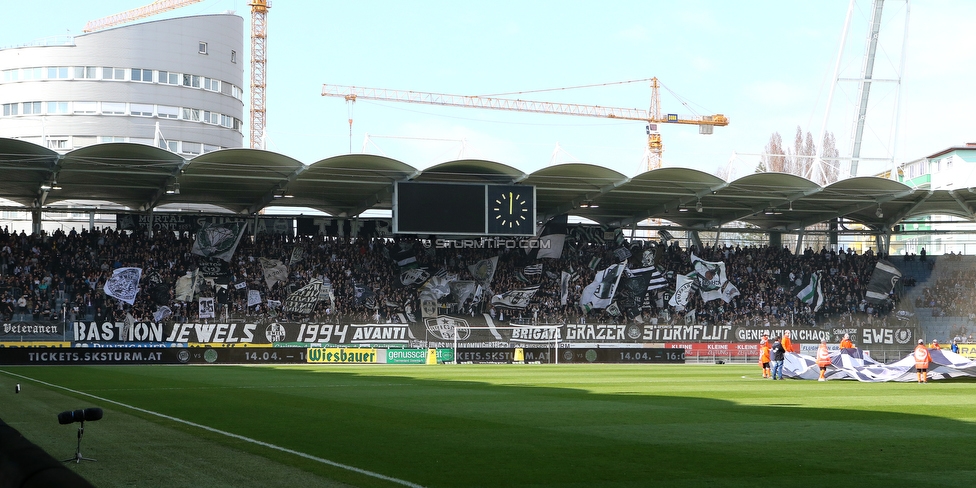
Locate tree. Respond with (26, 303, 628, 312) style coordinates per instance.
(821, 132, 840, 184)
(760, 127, 840, 185)
(761, 132, 786, 173)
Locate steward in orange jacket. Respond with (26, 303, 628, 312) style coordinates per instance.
(816, 340, 831, 381)
(782, 332, 796, 354)
(760, 338, 771, 379)
(914, 340, 932, 383)
(839, 334, 854, 349)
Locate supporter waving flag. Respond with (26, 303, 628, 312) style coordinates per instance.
(796, 271, 825, 311)
(866, 259, 902, 304)
(191, 221, 247, 262)
(104, 267, 142, 305)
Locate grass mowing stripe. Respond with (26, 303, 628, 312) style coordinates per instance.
(0, 369, 424, 488)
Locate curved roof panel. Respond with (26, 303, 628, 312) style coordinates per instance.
(523, 163, 629, 221)
(289, 154, 418, 216)
(51, 143, 184, 209)
(0, 139, 972, 233)
(0, 138, 60, 206)
(168, 148, 305, 214)
(416, 159, 525, 184)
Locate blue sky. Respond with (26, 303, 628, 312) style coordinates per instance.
(4, 1, 974, 180)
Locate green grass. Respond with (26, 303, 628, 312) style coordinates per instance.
(2, 364, 975, 487)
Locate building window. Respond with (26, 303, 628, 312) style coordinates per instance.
(101, 102, 126, 115)
(131, 68, 153, 82)
(2, 103, 17, 116)
(22, 68, 42, 80)
(182, 142, 202, 155)
(130, 103, 154, 117)
(231, 50, 237, 63)
(2, 69, 19, 82)
(204, 77, 220, 91)
(102, 67, 125, 80)
(46, 102, 69, 114)
(182, 108, 200, 121)
(198, 42, 208, 54)
(165, 140, 178, 152)
(47, 67, 69, 79)
(74, 66, 97, 79)
(203, 144, 221, 153)
(73, 101, 97, 114)
(182, 74, 201, 88)
(100, 136, 126, 143)
(231, 85, 242, 99)
(47, 138, 68, 150)
(22, 101, 41, 114)
(157, 105, 179, 119)
(158, 71, 180, 85)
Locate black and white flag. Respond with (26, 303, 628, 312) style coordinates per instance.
(468, 256, 498, 285)
(580, 263, 625, 311)
(260, 258, 288, 289)
(289, 246, 307, 265)
(866, 260, 902, 303)
(523, 264, 543, 276)
(247, 289, 262, 308)
(536, 214, 567, 259)
(560, 271, 572, 306)
(796, 271, 825, 311)
(104, 267, 142, 305)
(191, 221, 247, 262)
(286, 279, 323, 315)
(199, 297, 215, 319)
(153, 306, 172, 323)
(491, 285, 541, 309)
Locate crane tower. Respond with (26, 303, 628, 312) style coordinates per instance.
(248, 0, 270, 149)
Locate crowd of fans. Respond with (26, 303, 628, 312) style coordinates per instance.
(0, 225, 917, 329)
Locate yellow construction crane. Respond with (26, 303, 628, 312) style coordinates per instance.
(248, 0, 270, 149)
(321, 78, 728, 170)
(84, 0, 270, 150)
(83, 0, 204, 33)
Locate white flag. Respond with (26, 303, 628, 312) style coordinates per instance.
(247, 289, 262, 308)
(104, 267, 142, 305)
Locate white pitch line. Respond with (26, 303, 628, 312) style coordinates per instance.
(0, 370, 424, 488)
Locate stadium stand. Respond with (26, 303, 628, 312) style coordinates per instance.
(0, 225, 929, 339)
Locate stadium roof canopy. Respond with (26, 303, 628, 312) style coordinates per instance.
(2, 137, 975, 232)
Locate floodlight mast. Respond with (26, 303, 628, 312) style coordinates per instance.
(322, 78, 728, 171)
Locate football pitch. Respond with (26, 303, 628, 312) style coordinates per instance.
(2, 363, 975, 487)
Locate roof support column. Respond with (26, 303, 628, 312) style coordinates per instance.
(689, 231, 703, 251)
(31, 207, 42, 235)
(146, 209, 154, 238)
(829, 219, 839, 251)
(876, 231, 891, 257)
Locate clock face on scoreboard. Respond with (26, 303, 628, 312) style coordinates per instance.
(487, 185, 534, 235)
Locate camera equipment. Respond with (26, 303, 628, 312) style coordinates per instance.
(58, 407, 102, 463)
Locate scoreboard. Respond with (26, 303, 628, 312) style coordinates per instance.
(394, 182, 536, 236)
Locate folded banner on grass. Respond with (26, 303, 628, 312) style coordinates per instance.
(104, 267, 142, 305)
(786, 348, 976, 382)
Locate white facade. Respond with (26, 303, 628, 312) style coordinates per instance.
(0, 14, 244, 156)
